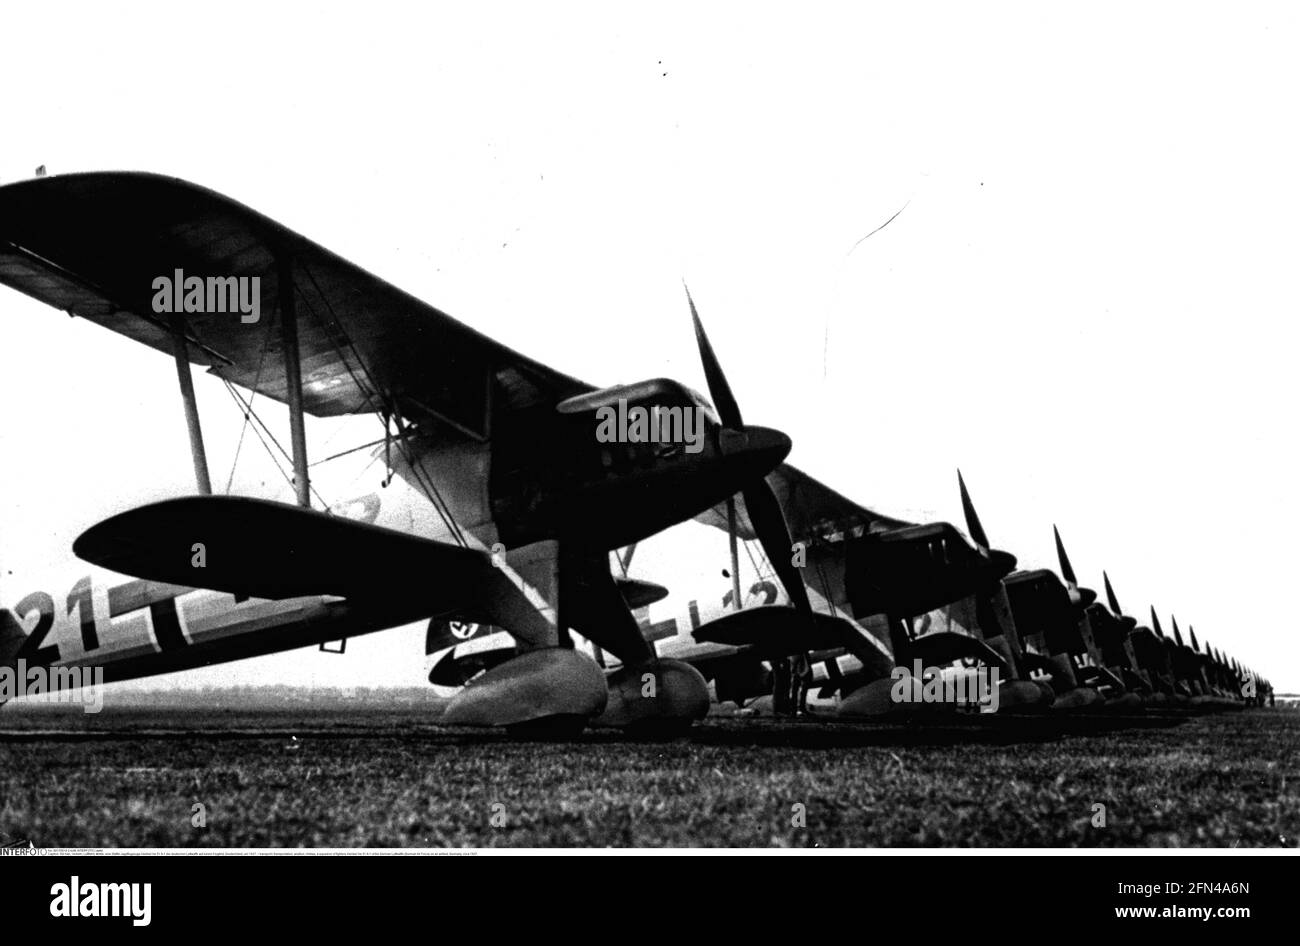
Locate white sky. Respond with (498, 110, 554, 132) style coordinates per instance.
(1, 2, 1296, 690)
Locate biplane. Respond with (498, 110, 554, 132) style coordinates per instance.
(0, 172, 1264, 728)
(0, 172, 931, 730)
(427, 471, 1059, 717)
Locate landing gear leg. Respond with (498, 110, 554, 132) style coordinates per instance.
(772, 657, 793, 716)
(791, 651, 810, 716)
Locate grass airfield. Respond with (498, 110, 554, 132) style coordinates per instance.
(1, 700, 1295, 848)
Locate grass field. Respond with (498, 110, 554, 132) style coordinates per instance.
(1, 705, 1296, 848)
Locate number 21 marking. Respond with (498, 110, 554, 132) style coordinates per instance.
(66, 576, 99, 651)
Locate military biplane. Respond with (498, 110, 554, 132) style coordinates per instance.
(0, 171, 977, 731)
(0, 172, 1265, 728)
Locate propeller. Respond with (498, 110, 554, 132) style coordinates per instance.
(955, 471, 1018, 583)
(1189, 625, 1200, 652)
(1100, 570, 1141, 641)
(689, 288, 812, 617)
(616, 543, 638, 578)
(1053, 525, 1076, 585)
(1150, 607, 1166, 639)
(1103, 571, 1123, 615)
(1052, 526, 1094, 607)
(1170, 615, 1186, 648)
(957, 470, 990, 554)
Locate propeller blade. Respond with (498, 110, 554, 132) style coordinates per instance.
(1150, 607, 1165, 638)
(1171, 615, 1185, 648)
(1189, 625, 1200, 652)
(1103, 571, 1122, 615)
(957, 470, 990, 552)
(742, 479, 813, 615)
(616, 543, 638, 577)
(1053, 525, 1077, 588)
(687, 286, 743, 429)
(687, 289, 810, 617)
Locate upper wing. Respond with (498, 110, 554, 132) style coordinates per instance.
(0, 171, 908, 556)
(694, 462, 916, 542)
(0, 172, 590, 437)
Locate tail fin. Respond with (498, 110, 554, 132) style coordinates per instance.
(424, 618, 516, 689)
(425, 618, 496, 655)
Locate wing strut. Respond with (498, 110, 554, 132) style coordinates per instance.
(726, 498, 743, 611)
(279, 258, 312, 508)
(168, 314, 212, 495)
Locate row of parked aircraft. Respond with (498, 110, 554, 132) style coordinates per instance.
(0, 171, 1274, 732)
